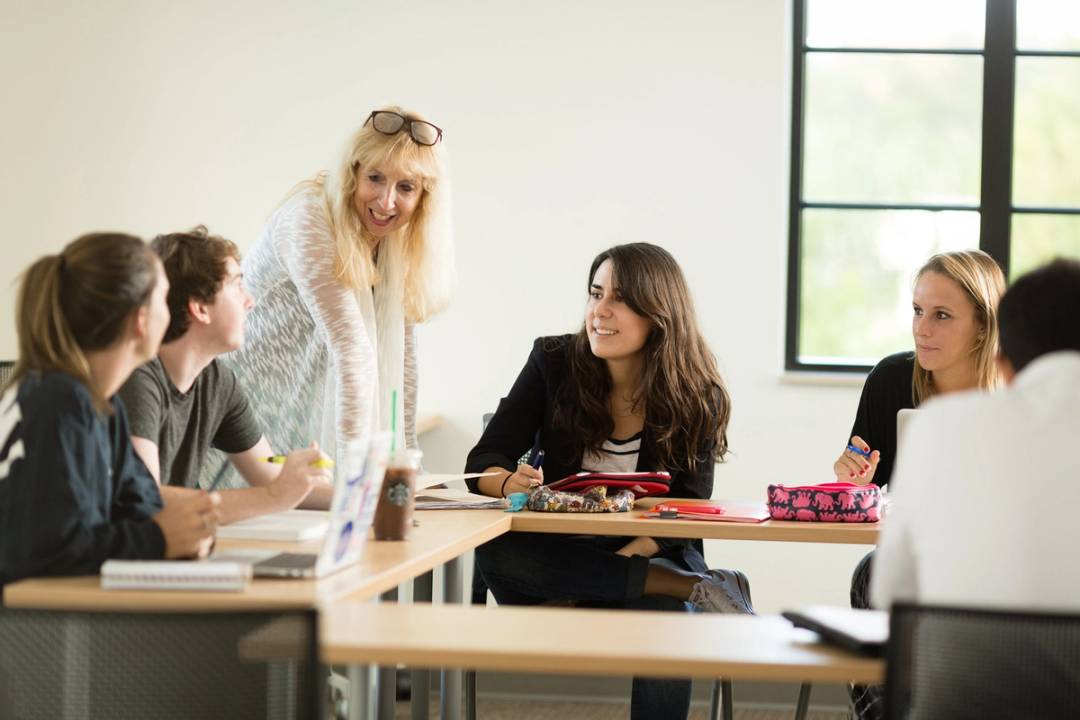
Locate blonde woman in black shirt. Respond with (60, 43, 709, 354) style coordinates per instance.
(835, 250, 1006, 489)
(842, 249, 1005, 720)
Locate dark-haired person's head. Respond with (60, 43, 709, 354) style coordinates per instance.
(998, 258, 1080, 380)
(151, 226, 251, 351)
(558, 242, 731, 473)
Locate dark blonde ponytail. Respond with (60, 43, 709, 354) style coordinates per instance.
(5, 233, 158, 411)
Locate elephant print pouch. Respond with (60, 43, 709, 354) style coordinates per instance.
(766, 482, 881, 523)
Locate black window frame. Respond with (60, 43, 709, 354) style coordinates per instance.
(786, 0, 1080, 373)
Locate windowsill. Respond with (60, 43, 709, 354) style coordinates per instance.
(778, 370, 867, 387)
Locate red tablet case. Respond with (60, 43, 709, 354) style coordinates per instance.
(544, 471, 672, 499)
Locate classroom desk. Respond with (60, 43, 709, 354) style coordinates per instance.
(2, 498, 876, 611)
(318, 603, 885, 684)
(2, 510, 511, 611)
(4, 500, 877, 719)
(508, 498, 881, 545)
(3, 510, 510, 720)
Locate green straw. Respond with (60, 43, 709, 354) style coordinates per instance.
(390, 388, 398, 454)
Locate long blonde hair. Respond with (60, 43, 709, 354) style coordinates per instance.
(289, 105, 453, 323)
(912, 249, 1006, 404)
(4, 233, 159, 412)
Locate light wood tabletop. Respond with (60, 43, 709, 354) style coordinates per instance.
(2, 510, 511, 612)
(507, 498, 881, 545)
(3, 496, 877, 612)
(317, 602, 885, 684)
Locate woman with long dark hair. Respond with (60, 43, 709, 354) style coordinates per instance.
(466, 242, 746, 720)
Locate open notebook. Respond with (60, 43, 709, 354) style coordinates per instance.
(215, 509, 329, 542)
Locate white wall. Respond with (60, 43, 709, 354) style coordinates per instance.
(0, 0, 870, 613)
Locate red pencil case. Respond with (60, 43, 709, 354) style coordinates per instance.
(545, 471, 672, 499)
(766, 482, 881, 523)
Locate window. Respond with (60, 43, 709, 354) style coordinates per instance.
(787, 0, 1080, 371)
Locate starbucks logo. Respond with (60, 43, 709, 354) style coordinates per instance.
(387, 481, 411, 507)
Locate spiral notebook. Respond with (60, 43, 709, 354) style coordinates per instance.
(101, 560, 251, 592)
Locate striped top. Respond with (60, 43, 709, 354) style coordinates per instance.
(580, 432, 642, 474)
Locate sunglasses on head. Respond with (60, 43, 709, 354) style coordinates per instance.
(365, 110, 443, 146)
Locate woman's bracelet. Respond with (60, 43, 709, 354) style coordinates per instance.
(500, 472, 514, 497)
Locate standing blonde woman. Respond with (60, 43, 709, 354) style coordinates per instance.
(226, 107, 452, 468)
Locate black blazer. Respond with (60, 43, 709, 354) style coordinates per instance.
(465, 335, 716, 565)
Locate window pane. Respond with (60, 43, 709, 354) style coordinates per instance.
(1010, 214, 1080, 278)
(799, 208, 980, 365)
(1013, 57, 1080, 208)
(804, 54, 983, 204)
(807, 0, 985, 49)
(1017, 0, 1080, 51)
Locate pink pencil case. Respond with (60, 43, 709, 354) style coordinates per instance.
(766, 482, 881, 523)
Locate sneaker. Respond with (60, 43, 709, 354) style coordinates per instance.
(689, 569, 755, 614)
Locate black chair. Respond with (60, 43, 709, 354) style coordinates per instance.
(885, 603, 1080, 720)
(0, 607, 321, 720)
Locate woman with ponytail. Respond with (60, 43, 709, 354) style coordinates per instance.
(836, 249, 1006, 720)
(0, 233, 221, 588)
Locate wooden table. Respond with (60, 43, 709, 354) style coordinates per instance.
(508, 498, 881, 545)
(5, 499, 878, 720)
(3, 499, 876, 612)
(3, 509, 511, 720)
(3, 510, 511, 611)
(320, 603, 884, 684)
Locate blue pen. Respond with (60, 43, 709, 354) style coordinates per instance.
(528, 449, 545, 469)
(846, 443, 871, 459)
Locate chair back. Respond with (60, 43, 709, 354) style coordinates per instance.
(0, 607, 320, 720)
(885, 603, 1080, 719)
(0, 361, 13, 389)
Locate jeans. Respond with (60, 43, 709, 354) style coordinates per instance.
(849, 551, 883, 720)
(475, 532, 705, 720)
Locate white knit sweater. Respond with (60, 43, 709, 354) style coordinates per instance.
(219, 189, 417, 479)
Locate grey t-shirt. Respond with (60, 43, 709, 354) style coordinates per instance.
(119, 358, 262, 488)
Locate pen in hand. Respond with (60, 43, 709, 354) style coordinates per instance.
(525, 449, 545, 488)
(528, 449, 545, 470)
(845, 444, 871, 459)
